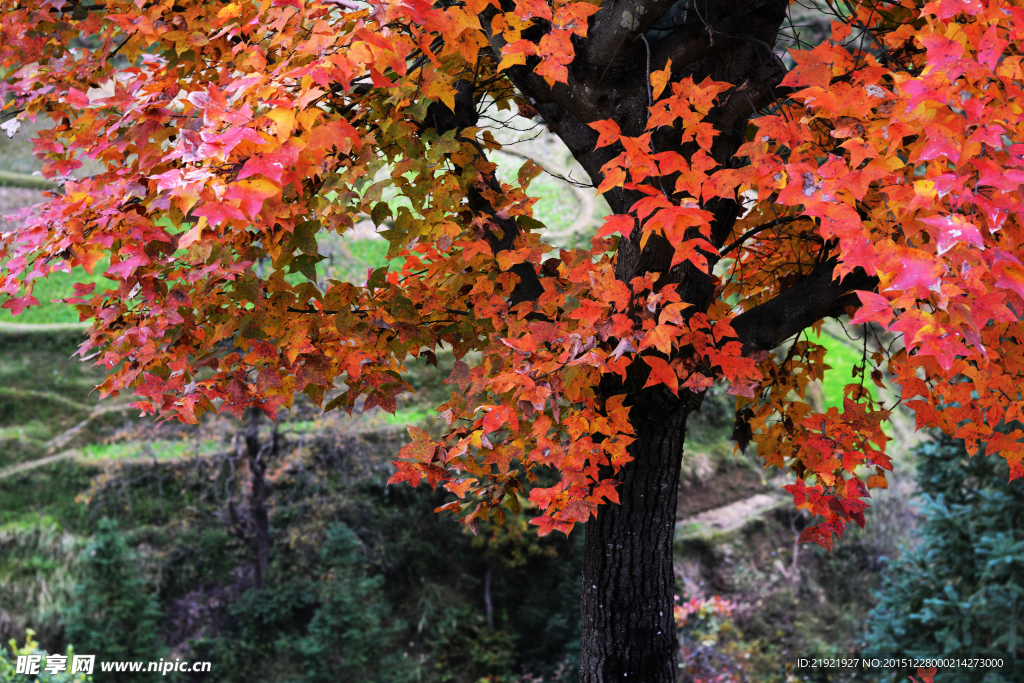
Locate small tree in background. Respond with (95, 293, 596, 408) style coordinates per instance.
(64, 520, 165, 682)
(297, 523, 410, 683)
(208, 522, 411, 683)
(866, 434, 1024, 682)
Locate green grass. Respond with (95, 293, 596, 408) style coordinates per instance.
(0, 462, 98, 530)
(0, 516, 82, 648)
(0, 237, 399, 324)
(0, 170, 59, 190)
(0, 423, 55, 443)
(0, 325, 107, 411)
(515, 174, 584, 234)
(809, 327, 903, 440)
(79, 438, 223, 462)
(315, 236, 393, 284)
(346, 238, 390, 268)
(384, 405, 437, 426)
(281, 406, 439, 436)
(0, 118, 47, 176)
(816, 331, 871, 409)
(0, 261, 109, 324)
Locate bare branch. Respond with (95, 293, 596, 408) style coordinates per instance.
(718, 216, 801, 257)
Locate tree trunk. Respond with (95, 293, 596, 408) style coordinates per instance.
(243, 407, 272, 589)
(484, 557, 494, 629)
(579, 395, 691, 682)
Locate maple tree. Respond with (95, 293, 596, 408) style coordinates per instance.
(3, 0, 1024, 678)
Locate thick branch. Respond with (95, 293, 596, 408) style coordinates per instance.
(649, 1, 788, 76)
(650, 23, 718, 74)
(718, 216, 801, 257)
(710, 53, 789, 132)
(424, 80, 545, 305)
(586, 0, 682, 64)
(731, 260, 880, 354)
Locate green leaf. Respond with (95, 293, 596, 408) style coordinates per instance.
(289, 254, 324, 280)
(366, 266, 389, 291)
(516, 215, 545, 232)
(371, 201, 393, 228)
(288, 220, 321, 255)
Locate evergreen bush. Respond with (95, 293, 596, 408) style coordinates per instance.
(203, 522, 411, 683)
(865, 433, 1024, 682)
(63, 519, 166, 682)
(297, 523, 410, 683)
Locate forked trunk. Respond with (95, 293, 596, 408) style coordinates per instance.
(579, 397, 690, 682)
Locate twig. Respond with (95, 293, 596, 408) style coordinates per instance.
(639, 34, 653, 108)
(719, 216, 801, 257)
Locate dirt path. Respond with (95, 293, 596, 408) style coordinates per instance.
(0, 450, 79, 479)
(676, 491, 787, 538)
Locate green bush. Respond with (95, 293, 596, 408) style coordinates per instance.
(202, 522, 411, 683)
(297, 523, 410, 682)
(1, 631, 91, 683)
(63, 520, 166, 682)
(865, 433, 1024, 682)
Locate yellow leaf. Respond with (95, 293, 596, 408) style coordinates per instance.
(464, 0, 500, 13)
(217, 3, 241, 20)
(651, 58, 672, 100)
(296, 108, 319, 132)
(178, 216, 208, 250)
(266, 107, 295, 142)
(497, 52, 529, 72)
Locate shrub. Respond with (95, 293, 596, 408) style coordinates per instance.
(63, 520, 166, 681)
(865, 433, 1024, 682)
(297, 523, 410, 682)
(0, 630, 91, 683)
(203, 522, 411, 683)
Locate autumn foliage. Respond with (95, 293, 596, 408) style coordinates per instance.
(3, 0, 1024, 555)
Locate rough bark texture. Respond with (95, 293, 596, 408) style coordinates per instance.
(478, 2, 792, 680)
(579, 395, 691, 682)
(731, 261, 880, 353)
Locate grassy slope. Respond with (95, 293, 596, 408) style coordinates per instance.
(0, 326, 590, 679)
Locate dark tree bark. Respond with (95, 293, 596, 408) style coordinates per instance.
(425, 0, 885, 678)
(506, 3, 788, 678)
(579, 390, 692, 681)
(484, 557, 494, 629)
(478, 2, 791, 679)
(241, 406, 274, 589)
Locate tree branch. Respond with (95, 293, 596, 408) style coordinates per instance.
(649, 1, 789, 75)
(731, 260, 879, 354)
(718, 216, 800, 257)
(712, 54, 790, 131)
(423, 80, 545, 305)
(586, 0, 682, 64)
(650, 23, 717, 74)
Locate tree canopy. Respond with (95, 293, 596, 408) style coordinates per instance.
(3, 0, 1024, 678)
